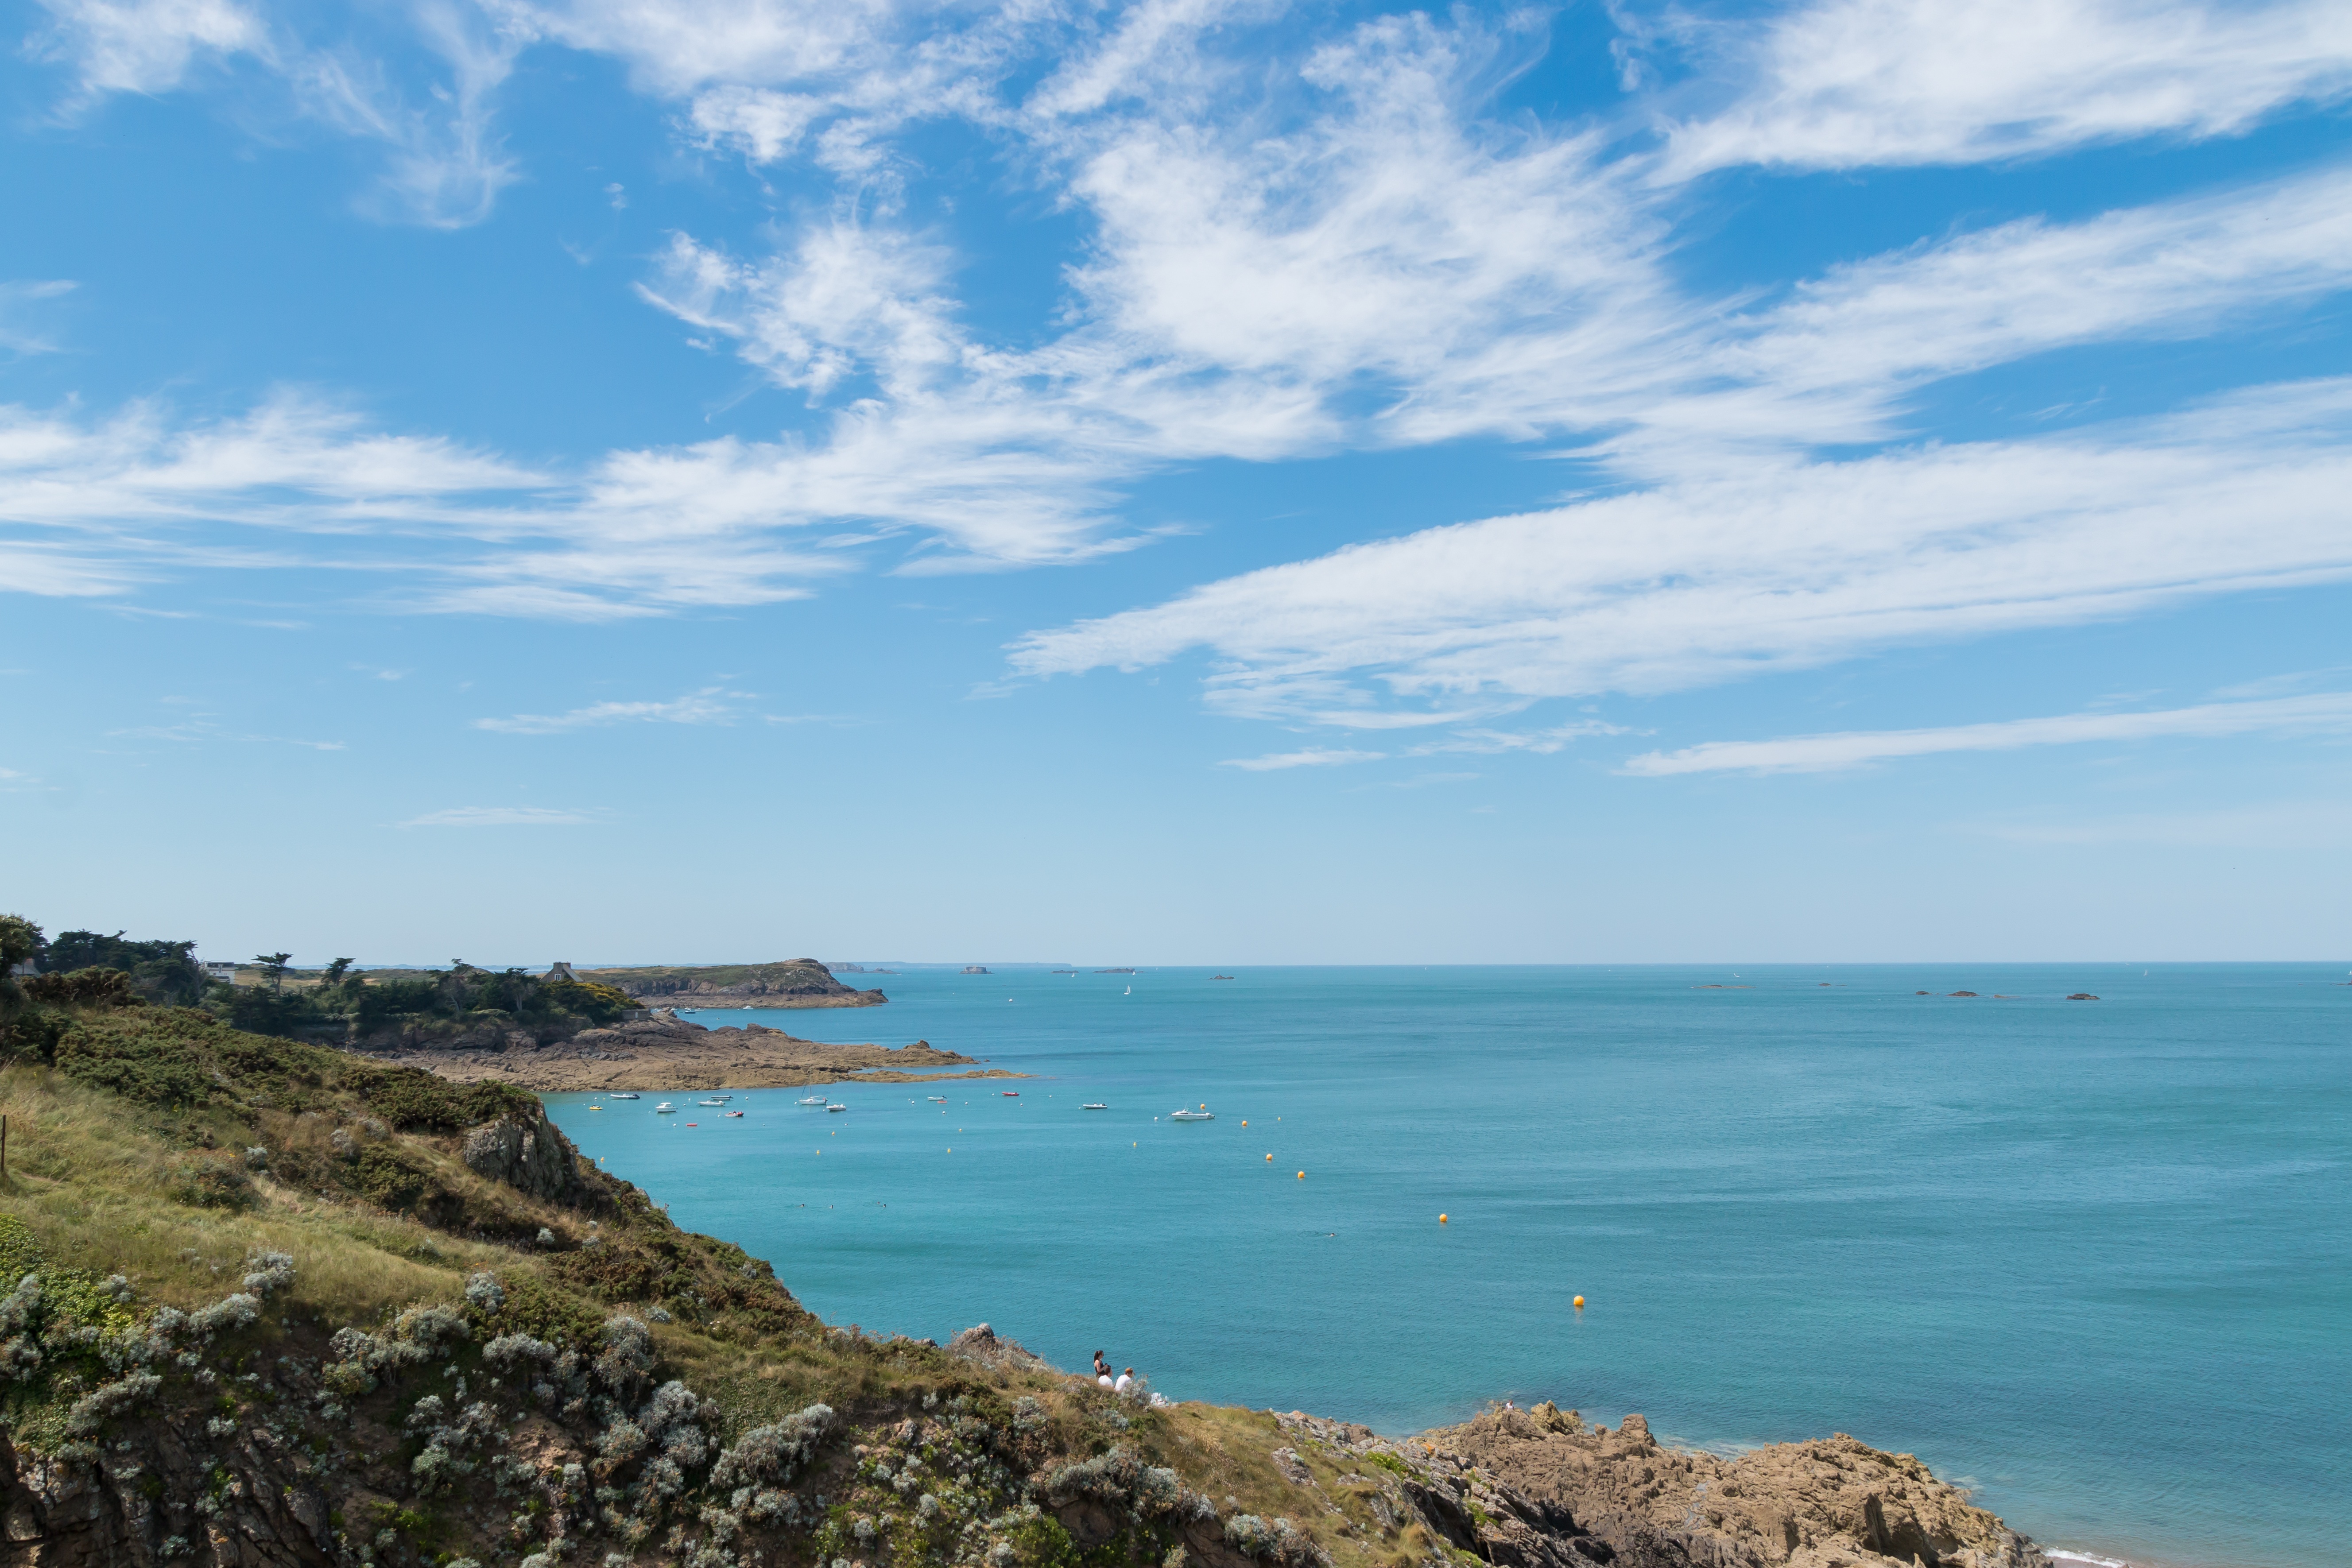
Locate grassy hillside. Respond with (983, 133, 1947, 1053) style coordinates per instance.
(0, 983, 1493, 1568)
(577, 960, 883, 1006)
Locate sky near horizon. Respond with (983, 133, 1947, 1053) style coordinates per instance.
(4, 0, 2350, 965)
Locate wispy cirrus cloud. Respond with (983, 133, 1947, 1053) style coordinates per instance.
(1011, 379, 2352, 724)
(1217, 747, 1383, 771)
(400, 805, 598, 827)
(1620, 692, 2352, 777)
(1657, 0, 2352, 179)
(472, 688, 744, 735)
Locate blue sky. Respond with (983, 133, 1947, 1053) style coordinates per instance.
(4, 0, 2350, 965)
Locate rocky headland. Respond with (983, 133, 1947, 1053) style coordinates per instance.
(577, 958, 888, 1010)
(359, 1014, 1023, 1092)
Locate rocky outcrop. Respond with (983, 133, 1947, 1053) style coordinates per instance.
(1422, 1408, 2046, 1568)
(461, 1111, 582, 1204)
(945, 1323, 1054, 1374)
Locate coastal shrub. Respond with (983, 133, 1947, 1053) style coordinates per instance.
(65, 1371, 161, 1436)
(168, 1157, 258, 1212)
(544, 979, 636, 1024)
(1363, 1451, 1416, 1479)
(23, 968, 140, 1008)
(1223, 1516, 1328, 1568)
(345, 1065, 539, 1134)
(54, 1014, 209, 1107)
(709, 1403, 834, 1493)
(352, 1146, 431, 1212)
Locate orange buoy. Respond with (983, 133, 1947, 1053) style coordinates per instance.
(1265, 1153, 1273, 1161)
(1573, 1295, 1585, 1309)
(1439, 1213, 1448, 1223)
(1296, 1170, 1305, 1180)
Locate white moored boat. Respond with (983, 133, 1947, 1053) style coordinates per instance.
(654, 1102, 676, 1114)
(1082, 1103, 1108, 1110)
(1169, 1107, 1213, 1121)
(825, 1103, 849, 1113)
(698, 1098, 727, 1106)
(798, 1094, 829, 1106)
(611, 1092, 640, 1100)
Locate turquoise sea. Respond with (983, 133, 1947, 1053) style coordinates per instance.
(542, 966, 2349, 1568)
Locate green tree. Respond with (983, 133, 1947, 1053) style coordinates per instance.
(323, 958, 355, 985)
(0, 915, 43, 1009)
(254, 953, 293, 994)
(35, 929, 200, 1005)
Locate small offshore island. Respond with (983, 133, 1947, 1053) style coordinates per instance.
(0, 920, 2050, 1568)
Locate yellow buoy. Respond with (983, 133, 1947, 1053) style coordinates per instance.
(1296, 1170, 1305, 1180)
(1265, 1153, 1272, 1161)
(1573, 1295, 1585, 1309)
(1439, 1214, 1448, 1223)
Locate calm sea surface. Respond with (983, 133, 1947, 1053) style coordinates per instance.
(541, 965, 2349, 1568)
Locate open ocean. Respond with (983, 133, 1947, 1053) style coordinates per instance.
(540, 965, 2349, 1568)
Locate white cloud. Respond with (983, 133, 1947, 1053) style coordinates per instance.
(1009, 379, 2352, 723)
(31, 0, 264, 99)
(1218, 747, 1383, 771)
(472, 688, 743, 734)
(684, 85, 825, 163)
(0, 282, 77, 356)
(1407, 723, 1626, 755)
(401, 805, 597, 826)
(1659, 0, 2352, 178)
(1620, 692, 2352, 776)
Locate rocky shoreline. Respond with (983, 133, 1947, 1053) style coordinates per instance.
(360, 1014, 1026, 1092)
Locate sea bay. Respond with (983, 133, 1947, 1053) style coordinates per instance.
(542, 964, 2349, 1568)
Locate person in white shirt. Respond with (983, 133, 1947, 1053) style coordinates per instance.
(1113, 1368, 1135, 1395)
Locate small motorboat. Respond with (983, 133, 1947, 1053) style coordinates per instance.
(1001, 1090, 1020, 1097)
(654, 1103, 675, 1114)
(825, 1103, 848, 1113)
(724, 1111, 744, 1118)
(928, 1096, 949, 1103)
(1082, 1103, 1108, 1111)
(798, 1094, 829, 1106)
(1169, 1107, 1213, 1121)
(611, 1092, 640, 1100)
(698, 1098, 727, 1106)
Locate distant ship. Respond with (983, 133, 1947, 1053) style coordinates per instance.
(1213, 975, 1234, 980)
(962, 965, 990, 974)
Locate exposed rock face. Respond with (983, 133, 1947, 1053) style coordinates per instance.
(0, 1409, 336, 1567)
(945, 1323, 1052, 1373)
(461, 1111, 582, 1204)
(1425, 1408, 2047, 1568)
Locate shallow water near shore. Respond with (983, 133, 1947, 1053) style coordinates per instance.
(542, 964, 2349, 1568)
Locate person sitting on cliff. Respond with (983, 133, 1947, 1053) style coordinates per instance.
(1094, 1351, 1112, 1387)
(1114, 1367, 1135, 1395)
